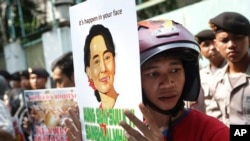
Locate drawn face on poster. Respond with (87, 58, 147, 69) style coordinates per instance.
(84, 24, 118, 109)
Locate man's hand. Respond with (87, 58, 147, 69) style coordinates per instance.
(119, 103, 163, 141)
(65, 105, 82, 141)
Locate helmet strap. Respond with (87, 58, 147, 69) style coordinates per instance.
(143, 95, 183, 141)
(167, 115, 174, 141)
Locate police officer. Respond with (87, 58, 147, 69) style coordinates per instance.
(28, 68, 50, 90)
(19, 70, 31, 90)
(209, 11, 250, 126)
(191, 29, 226, 118)
(10, 71, 21, 88)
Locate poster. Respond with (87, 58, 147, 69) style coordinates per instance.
(24, 87, 77, 141)
(69, 0, 142, 140)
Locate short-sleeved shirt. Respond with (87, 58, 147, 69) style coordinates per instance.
(197, 61, 226, 118)
(212, 63, 250, 126)
(162, 109, 229, 141)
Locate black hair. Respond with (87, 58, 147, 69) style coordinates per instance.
(51, 51, 74, 81)
(84, 24, 116, 72)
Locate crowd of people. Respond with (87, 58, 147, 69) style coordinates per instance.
(1, 10, 250, 141)
(0, 51, 74, 140)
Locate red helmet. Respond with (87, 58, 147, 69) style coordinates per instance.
(138, 19, 200, 102)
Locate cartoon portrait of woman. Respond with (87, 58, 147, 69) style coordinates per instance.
(84, 24, 118, 109)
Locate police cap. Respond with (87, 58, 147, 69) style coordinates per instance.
(209, 12, 250, 35)
(11, 71, 21, 81)
(28, 68, 49, 78)
(19, 70, 29, 79)
(195, 29, 215, 44)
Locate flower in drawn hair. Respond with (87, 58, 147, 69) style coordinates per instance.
(88, 78, 96, 90)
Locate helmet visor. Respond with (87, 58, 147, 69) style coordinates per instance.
(140, 42, 199, 65)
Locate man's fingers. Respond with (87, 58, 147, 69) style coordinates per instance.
(66, 127, 76, 141)
(139, 103, 159, 131)
(124, 109, 148, 132)
(139, 103, 163, 140)
(65, 107, 82, 141)
(65, 119, 77, 136)
(69, 108, 81, 131)
(124, 132, 137, 141)
(120, 121, 146, 141)
(74, 105, 80, 119)
(65, 118, 82, 141)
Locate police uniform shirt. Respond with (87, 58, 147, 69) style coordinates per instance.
(212, 62, 250, 126)
(199, 61, 226, 118)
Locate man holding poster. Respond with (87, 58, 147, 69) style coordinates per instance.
(69, 0, 142, 140)
(118, 20, 229, 141)
(67, 4, 230, 140)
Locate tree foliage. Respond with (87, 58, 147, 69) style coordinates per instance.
(1, 0, 46, 46)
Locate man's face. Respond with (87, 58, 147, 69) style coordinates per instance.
(200, 40, 223, 62)
(52, 66, 75, 88)
(214, 32, 249, 63)
(86, 35, 115, 94)
(141, 56, 185, 110)
(29, 74, 47, 89)
(10, 80, 21, 88)
(20, 77, 31, 89)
